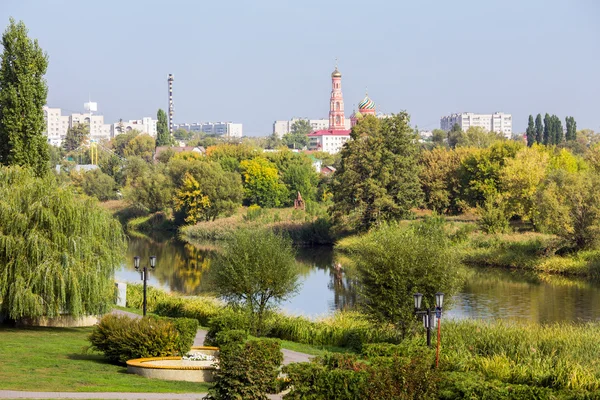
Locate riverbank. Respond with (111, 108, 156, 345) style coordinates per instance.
(122, 284, 600, 398)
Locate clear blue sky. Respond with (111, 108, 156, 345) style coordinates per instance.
(2, 0, 598, 136)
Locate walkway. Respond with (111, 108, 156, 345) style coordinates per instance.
(110, 309, 312, 365)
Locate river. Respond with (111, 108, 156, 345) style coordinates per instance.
(115, 236, 600, 323)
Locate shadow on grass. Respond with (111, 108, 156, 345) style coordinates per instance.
(67, 353, 115, 365)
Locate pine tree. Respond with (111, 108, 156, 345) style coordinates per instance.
(535, 114, 543, 144)
(0, 18, 49, 176)
(156, 108, 171, 146)
(526, 115, 535, 147)
(543, 114, 551, 145)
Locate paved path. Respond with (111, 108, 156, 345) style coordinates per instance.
(110, 309, 312, 365)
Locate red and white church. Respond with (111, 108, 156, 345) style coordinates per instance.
(307, 66, 377, 154)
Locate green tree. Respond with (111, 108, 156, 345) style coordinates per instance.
(499, 145, 549, 221)
(431, 129, 446, 147)
(535, 114, 544, 144)
(281, 158, 319, 204)
(534, 170, 600, 250)
(213, 229, 299, 335)
(457, 126, 505, 148)
(123, 133, 156, 162)
(113, 129, 140, 157)
(123, 157, 172, 212)
(283, 119, 311, 149)
(345, 218, 463, 335)
(526, 115, 536, 147)
(331, 113, 422, 231)
(63, 123, 89, 152)
(240, 157, 287, 207)
(565, 117, 577, 141)
(457, 141, 523, 207)
(543, 114, 551, 145)
(447, 123, 463, 149)
(265, 133, 283, 150)
(0, 19, 49, 176)
(173, 173, 211, 224)
(419, 147, 473, 214)
(553, 115, 564, 144)
(72, 168, 117, 201)
(156, 109, 172, 146)
(173, 128, 194, 141)
(0, 166, 126, 319)
(168, 158, 243, 222)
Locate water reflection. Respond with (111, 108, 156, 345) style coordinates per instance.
(116, 236, 600, 322)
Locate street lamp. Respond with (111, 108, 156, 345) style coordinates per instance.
(413, 291, 444, 367)
(413, 292, 444, 347)
(134, 255, 156, 316)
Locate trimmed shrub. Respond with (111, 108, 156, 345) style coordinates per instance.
(213, 329, 248, 348)
(88, 314, 197, 364)
(205, 308, 251, 346)
(206, 338, 283, 400)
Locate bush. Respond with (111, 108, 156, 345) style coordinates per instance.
(205, 308, 251, 346)
(206, 338, 283, 400)
(244, 204, 263, 221)
(159, 316, 199, 354)
(477, 196, 510, 234)
(153, 296, 222, 326)
(213, 329, 248, 348)
(126, 284, 171, 311)
(88, 314, 190, 364)
(283, 348, 438, 400)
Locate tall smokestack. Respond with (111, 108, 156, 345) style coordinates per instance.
(168, 74, 174, 135)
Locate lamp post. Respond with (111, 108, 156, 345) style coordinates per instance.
(413, 292, 444, 367)
(134, 255, 156, 316)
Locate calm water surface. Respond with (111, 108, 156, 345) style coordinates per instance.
(116, 236, 600, 323)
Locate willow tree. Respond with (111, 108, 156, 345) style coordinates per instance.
(0, 166, 127, 320)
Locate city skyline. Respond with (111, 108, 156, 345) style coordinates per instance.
(1, 0, 598, 136)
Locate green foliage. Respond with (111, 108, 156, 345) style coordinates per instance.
(526, 115, 536, 147)
(72, 168, 117, 201)
(331, 113, 423, 231)
(173, 172, 211, 224)
(239, 157, 287, 207)
(126, 283, 172, 310)
(123, 157, 173, 212)
(63, 123, 89, 152)
(283, 348, 438, 400)
(534, 170, 600, 250)
(566, 116, 577, 141)
(477, 196, 510, 234)
(419, 147, 472, 214)
(213, 229, 299, 335)
(88, 314, 195, 364)
(457, 141, 522, 207)
(535, 114, 544, 144)
(342, 217, 464, 334)
(156, 109, 172, 147)
(123, 133, 156, 162)
(456, 126, 506, 148)
(206, 337, 283, 400)
(168, 158, 243, 222)
(0, 18, 49, 176)
(283, 119, 311, 149)
(244, 204, 264, 221)
(0, 166, 126, 320)
(205, 309, 251, 346)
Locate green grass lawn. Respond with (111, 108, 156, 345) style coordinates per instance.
(0, 325, 211, 393)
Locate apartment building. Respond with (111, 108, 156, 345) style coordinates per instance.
(440, 112, 512, 138)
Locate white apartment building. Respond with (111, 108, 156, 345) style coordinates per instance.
(112, 118, 158, 138)
(43, 106, 112, 146)
(273, 118, 352, 139)
(174, 122, 243, 138)
(43, 107, 70, 147)
(307, 130, 351, 154)
(440, 112, 512, 138)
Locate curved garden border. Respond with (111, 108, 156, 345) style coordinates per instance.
(126, 346, 219, 382)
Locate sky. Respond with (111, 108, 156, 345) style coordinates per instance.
(1, 0, 599, 136)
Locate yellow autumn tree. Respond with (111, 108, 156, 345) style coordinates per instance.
(173, 172, 211, 224)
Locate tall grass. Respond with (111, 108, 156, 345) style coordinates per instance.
(442, 320, 600, 392)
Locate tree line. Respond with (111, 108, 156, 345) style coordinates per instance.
(526, 113, 576, 147)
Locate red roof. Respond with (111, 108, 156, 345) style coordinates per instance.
(307, 129, 351, 137)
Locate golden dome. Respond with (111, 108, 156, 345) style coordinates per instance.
(331, 68, 342, 78)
